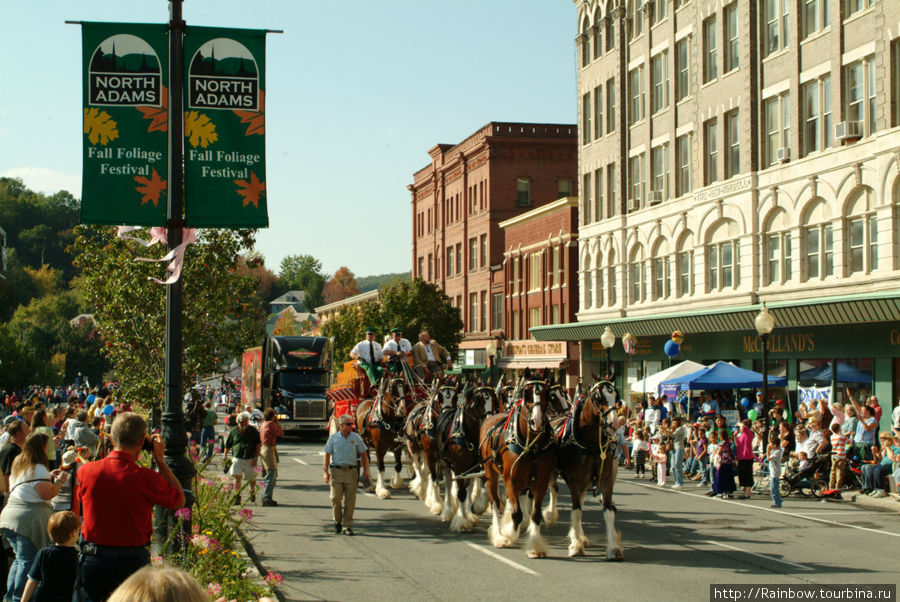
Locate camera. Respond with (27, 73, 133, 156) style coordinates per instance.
(141, 436, 155, 452)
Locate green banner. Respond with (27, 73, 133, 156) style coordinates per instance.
(81, 23, 169, 226)
(183, 27, 268, 228)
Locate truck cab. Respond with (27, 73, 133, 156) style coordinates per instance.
(261, 335, 333, 434)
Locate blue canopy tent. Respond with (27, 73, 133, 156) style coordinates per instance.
(797, 361, 871, 384)
(660, 361, 787, 391)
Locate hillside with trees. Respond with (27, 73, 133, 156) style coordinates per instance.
(356, 271, 410, 292)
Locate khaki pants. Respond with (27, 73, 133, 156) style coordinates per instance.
(829, 457, 847, 490)
(329, 466, 359, 527)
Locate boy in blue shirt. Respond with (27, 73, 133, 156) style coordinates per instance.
(22, 511, 81, 602)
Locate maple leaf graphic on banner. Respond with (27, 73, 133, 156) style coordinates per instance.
(83, 108, 119, 146)
(232, 90, 265, 136)
(234, 171, 265, 208)
(134, 169, 168, 206)
(184, 111, 218, 148)
(136, 86, 168, 133)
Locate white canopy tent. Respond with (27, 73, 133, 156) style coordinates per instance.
(629, 360, 708, 395)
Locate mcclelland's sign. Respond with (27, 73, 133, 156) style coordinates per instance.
(743, 332, 816, 354)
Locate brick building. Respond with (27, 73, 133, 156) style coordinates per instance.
(410, 122, 578, 368)
(499, 197, 580, 387)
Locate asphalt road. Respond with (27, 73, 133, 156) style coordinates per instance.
(241, 440, 900, 601)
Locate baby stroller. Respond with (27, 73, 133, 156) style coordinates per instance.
(781, 454, 830, 498)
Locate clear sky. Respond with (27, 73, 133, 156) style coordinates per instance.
(0, 0, 577, 277)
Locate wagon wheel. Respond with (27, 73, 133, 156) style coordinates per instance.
(779, 478, 793, 498)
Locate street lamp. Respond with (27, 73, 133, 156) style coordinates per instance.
(600, 327, 616, 378)
(755, 304, 776, 446)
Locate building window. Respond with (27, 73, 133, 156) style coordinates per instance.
(558, 178, 572, 198)
(455, 243, 462, 275)
(607, 164, 617, 218)
(583, 172, 592, 225)
(763, 93, 790, 167)
(594, 168, 604, 221)
(581, 20, 591, 68)
(704, 119, 718, 185)
(418, 257, 424, 278)
(512, 310, 520, 340)
(724, 110, 740, 179)
(801, 76, 832, 157)
(491, 293, 502, 331)
(675, 38, 691, 101)
(552, 304, 560, 325)
(650, 0, 667, 26)
(651, 144, 669, 203)
(516, 178, 531, 207)
(605, 11, 615, 52)
(651, 52, 669, 114)
(427, 253, 433, 281)
(469, 293, 478, 331)
(480, 291, 487, 331)
(583, 255, 593, 309)
(446, 246, 453, 277)
(766, 232, 793, 285)
(892, 40, 900, 127)
(845, 58, 877, 136)
(724, 3, 739, 72)
(607, 255, 617, 306)
(628, 252, 645, 304)
(480, 234, 487, 268)
(803, 0, 830, 38)
(708, 241, 739, 291)
(629, 66, 645, 124)
(629, 0, 644, 40)
(676, 134, 691, 197)
(594, 85, 603, 139)
(703, 15, 717, 83)
(764, 0, 790, 57)
(513, 256, 521, 292)
(805, 224, 834, 280)
(469, 238, 477, 270)
(551, 246, 560, 287)
(678, 250, 693, 296)
(582, 92, 592, 145)
(846, 213, 877, 274)
(606, 78, 616, 133)
(593, 21, 602, 61)
(529, 307, 541, 332)
(628, 154, 645, 212)
(845, 0, 875, 17)
(529, 252, 542, 291)
(653, 256, 670, 300)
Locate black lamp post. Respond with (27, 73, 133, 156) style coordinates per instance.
(600, 327, 616, 379)
(755, 304, 776, 446)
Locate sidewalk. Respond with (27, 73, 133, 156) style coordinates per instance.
(840, 489, 900, 512)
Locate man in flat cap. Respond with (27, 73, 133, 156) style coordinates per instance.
(350, 327, 384, 386)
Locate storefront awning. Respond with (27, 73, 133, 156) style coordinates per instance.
(530, 290, 900, 341)
(498, 358, 567, 370)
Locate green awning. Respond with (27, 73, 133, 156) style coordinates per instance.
(447, 364, 486, 374)
(531, 290, 900, 341)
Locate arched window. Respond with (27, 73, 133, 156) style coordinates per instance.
(628, 244, 646, 304)
(844, 187, 878, 275)
(592, 11, 602, 61)
(706, 220, 740, 292)
(629, 0, 644, 40)
(802, 198, 833, 281)
(651, 240, 671, 300)
(594, 253, 605, 308)
(581, 17, 592, 68)
(764, 209, 793, 286)
(582, 251, 593, 309)
(676, 233, 694, 297)
(607, 249, 617, 306)
(605, 5, 615, 52)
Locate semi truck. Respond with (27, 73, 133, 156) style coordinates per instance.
(241, 335, 333, 435)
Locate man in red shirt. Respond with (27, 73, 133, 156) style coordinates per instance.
(75, 412, 184, 602)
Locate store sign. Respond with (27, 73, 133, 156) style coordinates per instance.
(81, 22, 169, 226)
(504, 341, 564, 357)
(183, 27, 268, 227)
(743, 332, 816, 354)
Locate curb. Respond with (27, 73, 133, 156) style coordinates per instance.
(839, 490, 900, 512)
(239, 532, 285, 602)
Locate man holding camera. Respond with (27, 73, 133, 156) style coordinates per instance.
(75, 412, 184, 602)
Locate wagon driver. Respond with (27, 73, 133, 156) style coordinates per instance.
(349, 327, 384, 386)
(412, 330, 452, 383)
(383, 327, 415, 382)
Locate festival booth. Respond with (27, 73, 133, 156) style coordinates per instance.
(630, 360, 708, 395)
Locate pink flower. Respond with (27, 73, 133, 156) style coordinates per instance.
(239, 508, 253, 521)
(264, 571, 284, 586)
(150, 555, 164, 566)
(174, 507, 191, 521)
(206, 582, 222, 596)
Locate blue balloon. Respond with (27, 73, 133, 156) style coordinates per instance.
(663, 340, 680, 357)
(740, 397, 749, 408)
(103, 405, 114, 416)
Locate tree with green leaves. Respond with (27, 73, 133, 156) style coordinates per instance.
(70, 226, 262, 409)
(277, 254, 325, 311)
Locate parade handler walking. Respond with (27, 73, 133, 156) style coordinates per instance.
(323, 415, 370, 536)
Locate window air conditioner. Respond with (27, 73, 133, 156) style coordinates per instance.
(834, 121, 862, 142)
(776, 147, 790, 163)
(649, 191, 663, 205)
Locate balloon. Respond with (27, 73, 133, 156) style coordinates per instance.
(664, 340, 680, 357)
(103, 405, 114, 416)
(748, 409, 758, 420)
(740, 397, 749, 408)
(671, 330, 684, 345)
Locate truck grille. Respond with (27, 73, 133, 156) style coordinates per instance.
(293, 399, 326, 420)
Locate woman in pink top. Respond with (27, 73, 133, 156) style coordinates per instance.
(735, 420, 754, 499)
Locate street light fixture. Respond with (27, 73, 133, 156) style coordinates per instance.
(754, 304, 776, 446)
(600, 327, 616, 378)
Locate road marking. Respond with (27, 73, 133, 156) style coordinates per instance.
(703, 540, 809, 571)
(293, 458, 309, 466)
(624, 481, 900, 539)
(464, 542, 539, 576)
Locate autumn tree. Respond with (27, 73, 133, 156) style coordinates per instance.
(272, 310, 299, 336)
(322, 266, 361, 304)
(277, 254, 325, 311)
(70, 226, 260, 409)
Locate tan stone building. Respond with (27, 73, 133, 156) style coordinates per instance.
(533, 0, 900, 423)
